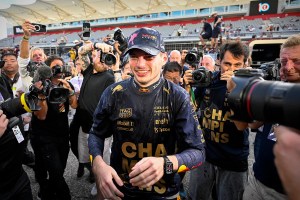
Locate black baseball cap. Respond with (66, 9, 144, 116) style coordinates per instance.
(124, 27, 165, 56)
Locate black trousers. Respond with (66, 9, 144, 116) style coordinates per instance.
(31, 136, 70, 200)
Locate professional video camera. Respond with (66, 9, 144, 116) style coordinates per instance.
(227, 68, 300, 130)
(51, 65, 72, 78)
(0, 89, 41, 128)
(191, 67, 213, 87)
(185, 47, 203, 65)
(31, 66, 69, 104)
(0, 92, 40, 119)
(258, 58, 281, 80)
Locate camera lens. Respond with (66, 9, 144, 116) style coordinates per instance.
(185, 53, 197, 65)
(104, 54, 116, 65)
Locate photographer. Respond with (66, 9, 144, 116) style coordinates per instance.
(30, 55, 77, 200)
(184, 41, 250, 200)
(226, 34, 300, 200)
(72, 41, 115, 181)
(0, 75, 33, 200)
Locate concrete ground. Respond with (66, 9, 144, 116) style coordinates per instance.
(24, 131, 256, 200)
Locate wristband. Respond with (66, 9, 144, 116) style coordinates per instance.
(113, 70, 121, 74)
(38, 96, 46, 101)
(93, 42, 97, 50)
(69, 90, 75, 97)
(23, 36, 29, 41)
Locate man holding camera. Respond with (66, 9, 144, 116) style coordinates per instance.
(29, 55, 77, 200)
(184, 41, 250, 200)
(0, 72, 33, 200)
(71, 41, 115, 180)
(88, 27, 205, 200)
(240, 34, 300, 200)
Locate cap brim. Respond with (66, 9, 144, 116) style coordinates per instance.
(123, 45, 161, 56)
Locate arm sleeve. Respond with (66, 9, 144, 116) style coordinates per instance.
(88, 86, 114, 158)
(17, 57, 30, 78)
(174, 92, 206, 172)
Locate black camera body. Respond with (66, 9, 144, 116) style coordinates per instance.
(114, 28, 128, 52)
(31, 66, 70, 104)
(258, 58, 281, 81)
(227, 68, 300, 130)
(51, 65, 72, 78)
(191, 67, 213, 87)
(99, 51, 117, 66)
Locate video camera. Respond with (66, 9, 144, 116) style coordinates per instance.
(51, 65, 72, 78)
(31, 66, 70, 104)
(258, 58, 281, 81)
(191, 67, 213, 87)
(227, 68, 300, 130)
(0, 90, 41, 128)
(185, 48, 203, 65)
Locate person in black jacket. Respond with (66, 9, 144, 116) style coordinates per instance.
(0, 75, 33, 200)
(71, 41, 115, 179)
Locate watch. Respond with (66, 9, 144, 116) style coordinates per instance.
(163, 156, 173, 175)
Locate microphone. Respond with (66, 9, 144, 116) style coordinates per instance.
(32, 65, 52, 83)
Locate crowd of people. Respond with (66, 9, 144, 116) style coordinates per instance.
(0, 17, 300, 200)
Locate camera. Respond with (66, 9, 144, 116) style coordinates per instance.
(191, 67, 213, 87)
(104, 28, 128, 53)
(32, 23, 47, 33)
(227, 68, 300, 130)
(99, 51, 117, 66)
(0, 92, 40, 119)
(185, 48, 203, 65)
(51, 65, 72, 78)
(31, 66, 70, 104)
(258, 58, 281, 81)
(0, 89, 41, 128)
(22, 62, 48, 78)
(113, 28, 128, 52)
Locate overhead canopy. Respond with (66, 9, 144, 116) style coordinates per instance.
(0, 0, 254, 26)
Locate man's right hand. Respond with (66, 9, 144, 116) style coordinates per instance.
(22, 20, 36, 38)
(0, 110, 9, 137)
(93, 156, 124, 200)
(183, 69, 193, 86)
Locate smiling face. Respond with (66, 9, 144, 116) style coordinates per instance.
(129, 49, 167, 87)
(280, 45, 300, 83)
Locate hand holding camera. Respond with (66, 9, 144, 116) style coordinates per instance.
(0, 110, 9, 136)
(93, 42, 116, 66)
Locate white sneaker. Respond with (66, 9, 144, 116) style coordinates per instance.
(91, 184, 97, 196)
